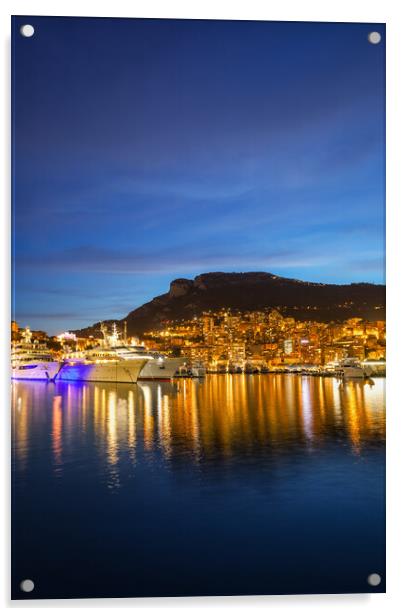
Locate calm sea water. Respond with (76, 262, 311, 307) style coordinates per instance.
(11, 375, 385, 599)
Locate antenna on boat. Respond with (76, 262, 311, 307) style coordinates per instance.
(100, 322, 108, 347)
(109, 322, 120, 347)
(22, 326, 32, 344)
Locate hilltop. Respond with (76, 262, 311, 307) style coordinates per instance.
(74, 272, 385, 338)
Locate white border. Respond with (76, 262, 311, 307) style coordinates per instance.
(1, 1, 401, 614)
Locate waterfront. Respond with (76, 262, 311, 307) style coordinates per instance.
(12, 374, 385, 598)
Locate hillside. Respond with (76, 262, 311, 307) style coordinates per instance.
(74, 272, 386, 338)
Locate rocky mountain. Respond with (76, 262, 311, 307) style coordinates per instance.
(74, 271, 385, 338)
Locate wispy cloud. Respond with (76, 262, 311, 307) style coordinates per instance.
(15, 312, 87, 321)
(16, 244, 362, 275)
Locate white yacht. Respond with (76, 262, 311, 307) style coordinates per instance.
(11, 327, 61, 381)
(103, 322, 187, 380)
(111, 344, 186, 380)
(57, 347, 147, 384)
(58, 323, 185, 383)
(339, 358, 368, 379)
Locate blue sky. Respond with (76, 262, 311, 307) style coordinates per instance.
(12, 17, 385, 333)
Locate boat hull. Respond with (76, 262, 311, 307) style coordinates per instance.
(57, 359, 147, 383)
(342, 367, 365, 378)
(139, 357, 185, 380)
(191, 363, 207, 377)
(12, 361, 61, 381)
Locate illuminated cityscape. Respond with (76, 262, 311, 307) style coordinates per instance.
(142, 309, 386, 371)
(12, 307, 386, 374)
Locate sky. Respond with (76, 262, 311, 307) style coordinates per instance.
(12, 17, 385, 334)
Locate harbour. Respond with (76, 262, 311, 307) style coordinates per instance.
(11, 320, 386, 384)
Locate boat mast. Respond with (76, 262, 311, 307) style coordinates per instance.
(100, 322, 108, 347)
(22, 327, 32, 345)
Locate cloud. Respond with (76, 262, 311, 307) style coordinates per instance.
(15, 312, 86, 321)
(347, 257, 385, 273)
(16, 244, 335, 275)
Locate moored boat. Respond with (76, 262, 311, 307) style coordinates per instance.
(11, 327, 61, 381)
(57, 350, 147, 384)
(338, 358, 369, 379)
(190, 361, 207, 378)
(59, 322, 185, 383)
(100, 324, 187, 380)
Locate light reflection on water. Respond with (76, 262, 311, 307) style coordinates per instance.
(12, 375, 385, 486)
(11, 374, 386, 598)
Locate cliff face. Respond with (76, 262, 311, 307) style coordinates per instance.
(74, 272, 385, 337)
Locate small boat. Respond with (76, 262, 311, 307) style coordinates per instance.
(244, 363, 260, 374)
(190, 361, 207, 378)
(339, 358, 368, 379)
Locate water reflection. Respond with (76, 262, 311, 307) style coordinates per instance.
(52, 395, 63, 473)
(12, 375, 385, 488)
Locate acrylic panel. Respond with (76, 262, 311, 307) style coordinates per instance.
(11, 16, 386, 599)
